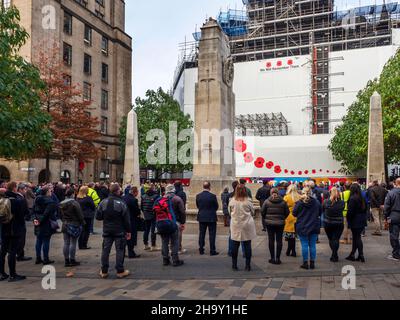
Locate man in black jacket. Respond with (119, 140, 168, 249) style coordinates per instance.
(141, 185, 160, 251)
(256, 181, 271, 232)
(370, 180, 387, 236)
(174, 181, 187, 253)
(96, 183, 131, 279)
(196, 181, 219, 256)
(122, 186, 141, 259)
(385, 178, 400, 260)
(0, 182, 27, 282)
(15, 183, 32, 262)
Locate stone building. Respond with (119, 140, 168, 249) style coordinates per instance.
(0, 0, 132, 184)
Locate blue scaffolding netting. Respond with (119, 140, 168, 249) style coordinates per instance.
(193, 9, 248, 41)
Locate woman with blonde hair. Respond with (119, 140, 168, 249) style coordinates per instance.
(283, 184, 301, 257)
(323, 187, 345, 262)
(228, 185, 257, 271)
(293, 187, 322, 270)
(77, 186, 96, 250)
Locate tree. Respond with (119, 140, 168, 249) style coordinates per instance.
(0, 6, 52, 159)
(34, 42, 100, 180)
(132, 88, 193, 177)
(329, 49, 400, 174)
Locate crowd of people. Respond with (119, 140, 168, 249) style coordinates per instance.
(0, 176, 399, 282)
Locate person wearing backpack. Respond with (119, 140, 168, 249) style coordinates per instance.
(33, 186, 59, 265)
(96, 183, 131, 279)
(141, 185, 160, 251)
(0, 182, 28, 282)
(60, 188, 85, 267)
(154, 184, 185, 267)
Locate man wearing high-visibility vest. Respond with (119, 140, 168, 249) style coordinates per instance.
(340, 182, 351, 245)
(87, 182, 101, 234)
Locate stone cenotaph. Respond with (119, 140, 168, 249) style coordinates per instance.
(123, 108, 140, 188)
(367, 91, 386, 185)
(187, 18, 236, 209)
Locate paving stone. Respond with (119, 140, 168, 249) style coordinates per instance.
(268, 280, 283, 289)
(95, 287, 120, 296)
(250, 286, 267, 295)
(292, 287, 307, 297)
(275, 293, 291, 300)
(146, 282, 168, 291)
(69, 286, 96, 296)
(231, 279, 246, 288)
(160, 290, 190, 300)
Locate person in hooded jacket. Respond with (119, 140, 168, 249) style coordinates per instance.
(262, 188, 290, 265)
(293, 187, 322, 270)
(283, 184, 301, 257)
(60, 188, 85, 267)
(141, 184, 160, 251)
(323, 187, 345, 262)
(33, 186, 58, 265)
(77, 186, 96, 250)
(384, 178, 400, 260)
(345, 183, 367, 263)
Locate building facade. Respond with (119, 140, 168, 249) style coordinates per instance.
(0, 0, 132, 184)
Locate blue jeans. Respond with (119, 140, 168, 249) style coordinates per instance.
(143, 219, 157, 247)
(35, 235, 51, 261)
(298, 234, 318, 262)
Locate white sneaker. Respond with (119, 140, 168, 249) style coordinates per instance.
(387, 255, 400, 261)
(151, 247, 161, 252)
(179, 249, 187, 255)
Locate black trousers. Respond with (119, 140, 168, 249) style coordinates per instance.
(287, 238, 296, 255)
(79, 218, 92, 249)
(16, 228, 27, 259)
(325, 223, 344, 258)
(0, 235, 20, 276)
(389, 223, 400, 257)
(232, 240, 252, 267)
(350, 228, 364, 257)
(266, 225, 284, 260)
(199, 222, 217, 254)
(127, 220, 138, 255)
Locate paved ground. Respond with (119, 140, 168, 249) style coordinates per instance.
(1, 222, 400, 300)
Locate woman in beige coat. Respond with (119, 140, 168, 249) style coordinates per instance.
(229, 185, 257, 271)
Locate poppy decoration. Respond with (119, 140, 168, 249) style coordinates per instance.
(304, 170, 309, 175)
(266, 161, 274, 169)
(274, 166, 282, 174)
(254, 157, 265, 168)
(298, 171, 303, 175)
(235, 139, 247, 153)
(291, 171, 295, 175)
(244, 152, 254, 163)
(284, 169, 289, 174)
(312, 169, 317, 174)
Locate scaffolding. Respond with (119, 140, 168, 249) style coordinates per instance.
(235, 113, 289, 136)
(231, 1, 400, 62)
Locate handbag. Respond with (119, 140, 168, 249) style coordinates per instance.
(50, 219, 60, 231)
(66, 224, 82, 238)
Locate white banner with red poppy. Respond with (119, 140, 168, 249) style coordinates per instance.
(235, 134, 345, 178)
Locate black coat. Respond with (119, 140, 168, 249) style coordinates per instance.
(77, 196, 96, 219)
(369, 185, 387, 208)
(256, 186, 271, 207)
(323, 199, 345, 226)
(174, 185, 187, 207)
(141, 191, 159, 221)
(221, 191, 230, 215)
(122, 194, 141, 232)
(96, 195, 131, 237)
(261, 195, 289, 226)
(347, 196, 367, 229)
(33, 196, 58, 238)
(59, 198, 85, 232)
(293, 198, 322, 237)
(196, 191, 219, 223)
(2, 191, 28, 238)
(384, 188, 400, 224)
(96, 186, 110, 201)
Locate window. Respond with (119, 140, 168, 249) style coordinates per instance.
(95, 10, 105, 19)
(96, 0, 105, 6)
(101, 63, 108, 82)
(74, 0, 88, 8)
(63, 43, 72, 66)
(83, 54, 92, 74)
(101, 36, 109, 55)
(84, 25, 92, 45)
(63, 12, 72, 35)
(63, 75, 72, 87)
(101, 90, 108, 110)
(101, 117, 108, 134)
(1, 0, 11, 9)
(83, 82, 91, 101)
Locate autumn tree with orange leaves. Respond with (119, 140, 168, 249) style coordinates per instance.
(34, 42, 100, 180)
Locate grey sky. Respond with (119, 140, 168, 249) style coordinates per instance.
(125, 0, 385, 103)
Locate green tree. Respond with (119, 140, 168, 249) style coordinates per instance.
(329, 49, 400, 174)
(0, 6, 52, 159)
(133, 88, 193, 178)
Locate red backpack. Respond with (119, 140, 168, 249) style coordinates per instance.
(153, 197, 177, 235)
